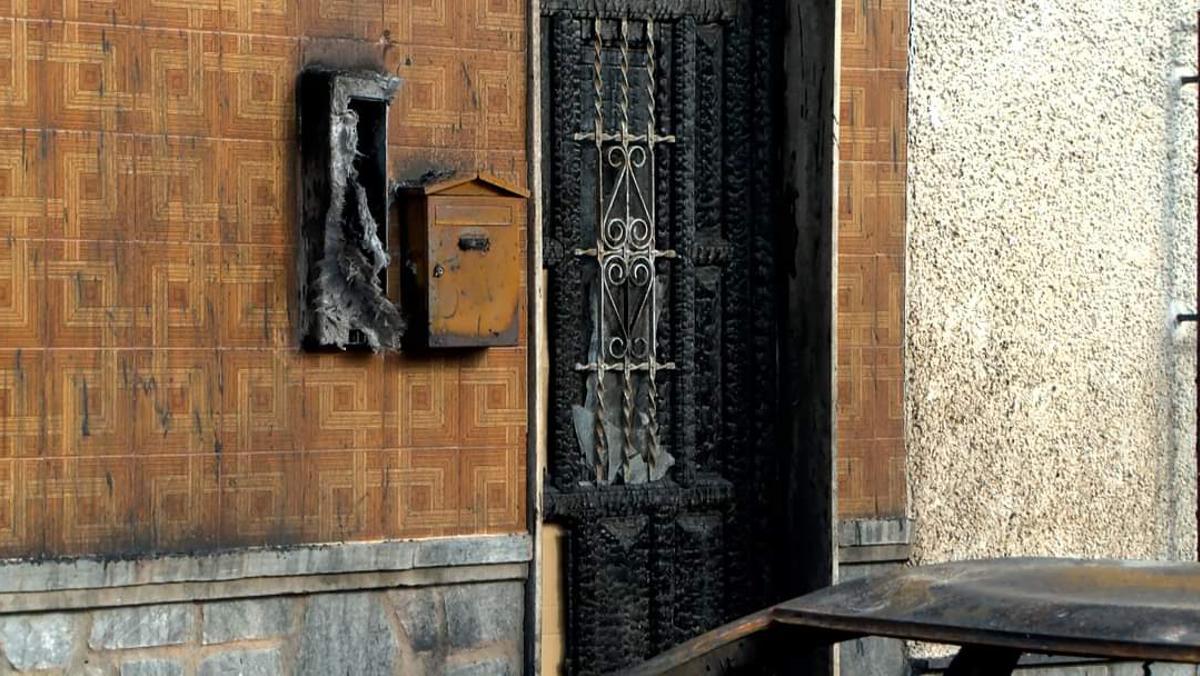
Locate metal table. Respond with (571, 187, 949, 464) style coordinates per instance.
(625, 558, 1200, 675)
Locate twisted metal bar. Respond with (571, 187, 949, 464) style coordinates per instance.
(620, 18, 630, 136)
(617, 16, 636, 480)
(592, 17, 609, 484)
(593, 17, 603, 141)
(646, 19, 657, 137)
(644, 18, 662, 469)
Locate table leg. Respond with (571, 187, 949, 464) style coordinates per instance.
(943, 645, 1023, 676)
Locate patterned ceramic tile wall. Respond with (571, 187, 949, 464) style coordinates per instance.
(0, 0, 527, 558)
(837, 0, 907, 518)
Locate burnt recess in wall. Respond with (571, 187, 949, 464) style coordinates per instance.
(298, 68, 405, 352)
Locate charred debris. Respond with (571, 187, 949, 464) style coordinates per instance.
(297, 68, 405, 352)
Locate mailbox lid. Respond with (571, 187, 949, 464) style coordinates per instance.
(425, 194, 524, 347)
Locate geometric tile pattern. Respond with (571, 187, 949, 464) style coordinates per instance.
(837, 0, 907, 518)
(0, 0, 528, 558)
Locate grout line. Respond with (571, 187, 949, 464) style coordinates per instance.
(0, 126, 531, 154)
(4, 236, 299, 247)
(0, 445, 525, 458)
(839, 65, 909, 74)
(838, 158, 909, 165)
(0, 15, 527, 52)
(0, 345, 529, 352)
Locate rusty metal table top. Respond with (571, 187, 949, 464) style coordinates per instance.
(774, 557, 1200, 664)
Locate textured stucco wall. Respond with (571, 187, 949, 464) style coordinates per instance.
(908, 0, 1199, 564)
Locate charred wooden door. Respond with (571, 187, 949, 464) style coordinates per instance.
(541, 0, 785, 672)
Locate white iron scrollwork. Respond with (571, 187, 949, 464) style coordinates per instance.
(572, 18, 676, 486)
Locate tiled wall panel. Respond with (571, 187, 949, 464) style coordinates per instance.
(838, 0, 907, 518)
(0, 0, 528, 558)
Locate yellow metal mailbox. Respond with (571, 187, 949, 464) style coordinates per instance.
(398, 172, 528, 348)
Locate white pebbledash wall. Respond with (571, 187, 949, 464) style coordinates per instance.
(906, 0, 1199, 565)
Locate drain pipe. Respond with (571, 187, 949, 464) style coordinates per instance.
(1179, 11, 1200, 561)
(1193, 11, 1200, 563)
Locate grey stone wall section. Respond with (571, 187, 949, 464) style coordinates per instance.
(391, 587, 440, 652)
(444, 656, 518, 676)
(1109, 665, 1199, 676)
(921, 662, 1200, 675)
(0, 534, 531, 595)
(198, 647, 284, 676)
(839, 518, 911, 548)
(119, 658, 185, 676)
(296, 593, 398, 676)
(0, 554, 526, 674)
(444, 582, 523, 650)
(202, 598, 294, 645)
(0, 613, 74, 671)
(390, 583, 522, 674)
(838, 562, 909, 676)
(89, 605, 194, 650)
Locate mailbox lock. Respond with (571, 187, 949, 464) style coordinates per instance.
(433, 264, 445, 278)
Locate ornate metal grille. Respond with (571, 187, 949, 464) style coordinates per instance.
(573, 18, 677, 486)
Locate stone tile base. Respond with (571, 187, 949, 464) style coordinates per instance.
(838, 518, 913, 676)
(837, 561, 910, 676)
(0, 581, 524, 675)
(915, 660, 1199, 675)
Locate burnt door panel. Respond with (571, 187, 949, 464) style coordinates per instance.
(671, 513, 726, 640)
(572, 516, 654, 666)
(542, 2, 782, 672)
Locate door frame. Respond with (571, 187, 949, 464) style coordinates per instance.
(523, 1, 841, 670)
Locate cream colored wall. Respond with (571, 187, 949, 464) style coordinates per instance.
(907, 0, 1199, 564)
(540, 525, 566, 674)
